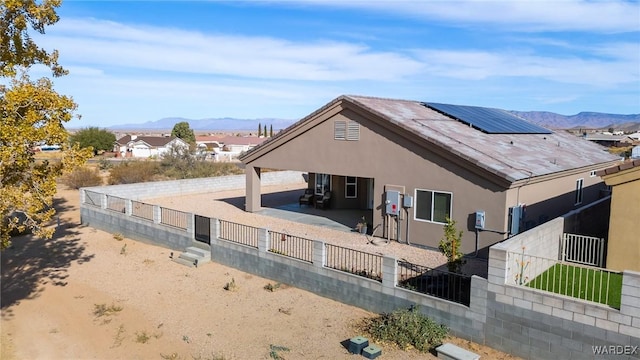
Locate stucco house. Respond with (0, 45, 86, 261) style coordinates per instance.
(114, 135, 189, 158)
(597, 159, 640, 272)
(239, 95, 620, 256)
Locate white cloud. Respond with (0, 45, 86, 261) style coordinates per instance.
(40, 18, 424, 82)
(286, 0, 640, 33)
(413, 47, 639, 87)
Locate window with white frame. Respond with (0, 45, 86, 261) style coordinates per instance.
(315, 173, 331, 195)
(334, 120, 360, 141)
(575, 178, 584, 205)
(414, 189, 452, 223)
(345, 176, 357, 198)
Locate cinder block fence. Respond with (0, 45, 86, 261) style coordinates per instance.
(80, 174, 640, 360)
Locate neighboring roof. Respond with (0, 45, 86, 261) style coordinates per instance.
(596, 159, 640, 177)
(218, 136, 267, 146)
(584, 134, 631, 142)
(116, 135, 182, 147)
(195, 135, 224, 142)
(241, 95, 620, 183)
(628, 132, 640, 140)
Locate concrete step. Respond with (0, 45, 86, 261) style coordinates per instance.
(190, 241, 211, 252)
(185, 246, 210, 260)
(172, 257, 195, 268)
(172, 247, 211, 268)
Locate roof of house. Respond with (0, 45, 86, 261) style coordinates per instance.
(241, 95, 621, 184)
(116, 135, 181, 147)
(596, 158, 640, 177)
(584, 134, 631, 142)
(218, 136, 267, 146)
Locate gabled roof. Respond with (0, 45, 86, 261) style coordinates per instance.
(240, 95, 620, 184)
(116, 135, 180, 147)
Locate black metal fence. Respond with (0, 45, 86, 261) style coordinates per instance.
(194, 215, 211, 244)
(84, 190, 102, 207)
(325, 244, 382, 282)
(218, 220, 259, 248)
(106, 195, 126, 213)
(131, 200, 154, 221)
(397, 260, 471, 306)
(160, 207, 188, 230)
(268, 231, 314, 263)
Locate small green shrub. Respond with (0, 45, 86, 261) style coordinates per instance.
(135, 331, 150, 344)
(98, 157, 114, 170)
(264, 282, 281, 292)
(223, 278, 238, 292)
(61, 166, 103, 189)
(269, 344, 290, 359)
(108, 160, 159, 184)
(93, 303, 123, 318)
(360, 306, 448, 352)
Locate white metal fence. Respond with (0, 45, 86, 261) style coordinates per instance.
(561, 233, 606, 268)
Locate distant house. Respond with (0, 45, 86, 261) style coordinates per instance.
(584, 133, 634, 147)
(597, 159, 640, 272)
(114, 135, 189, 158)
(239, 95, 620, 255)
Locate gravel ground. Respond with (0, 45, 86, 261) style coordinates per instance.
(150, 182, 489, 277)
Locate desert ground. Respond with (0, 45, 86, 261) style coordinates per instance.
(1, 184, 518, 360)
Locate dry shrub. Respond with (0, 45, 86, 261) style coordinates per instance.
(61, 166, 103, 189)
(108, 160, 159, 184)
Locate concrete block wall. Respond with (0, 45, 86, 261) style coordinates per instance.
(491, 218, 564, 285)
(485, 279, 640, 359)
(81, 205, 192, 251)
(80, 180, 638, 360)
(208, 228, 488, 343)
(82, 170, 306, 200)
(489, 220, 640, 359)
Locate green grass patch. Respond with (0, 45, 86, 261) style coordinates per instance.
(526, 263, 622, 309)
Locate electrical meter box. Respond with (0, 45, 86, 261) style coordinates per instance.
(474, 211, 485, 230)
(508, 205, 523, 235)
(385, 190, 400, 216)
(403, 195, 413, 208)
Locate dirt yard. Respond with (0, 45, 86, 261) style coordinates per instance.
(1, 185, 519, 360)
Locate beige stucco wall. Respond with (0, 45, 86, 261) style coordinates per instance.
(505, 169, 609, 233)
(604, 168, 640, 272)
(247, 108, 509, 253)
(244, 103, 614, 256)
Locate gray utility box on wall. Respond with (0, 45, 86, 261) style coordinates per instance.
(385, 190, 400, 216)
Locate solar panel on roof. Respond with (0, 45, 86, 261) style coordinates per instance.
(424, 102, 552, 134)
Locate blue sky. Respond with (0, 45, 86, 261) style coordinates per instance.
(32, 0, 640, 127)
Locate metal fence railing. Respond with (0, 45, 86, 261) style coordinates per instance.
(84, 190, 102, 207)
(106, 195, 126, 213)
(131, 200, 154, 221)
(325, 244, 382, 281)
(268, 231, 314, 263)
(508, 251, 622, 309)
(397, 260, 471, 306)
(160, 207, 188, 230)
(218, 220, 259, 248)
(562, 233, 606, 268)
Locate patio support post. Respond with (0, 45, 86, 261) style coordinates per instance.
(245, 165, 261, 212)
(313, 240, 326, 268)
(381, 256, 397, 295)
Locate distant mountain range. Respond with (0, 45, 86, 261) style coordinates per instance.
(109, 117, 296, 132)
(509, 111, 640, 131)
(109, 111, 640, 132)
